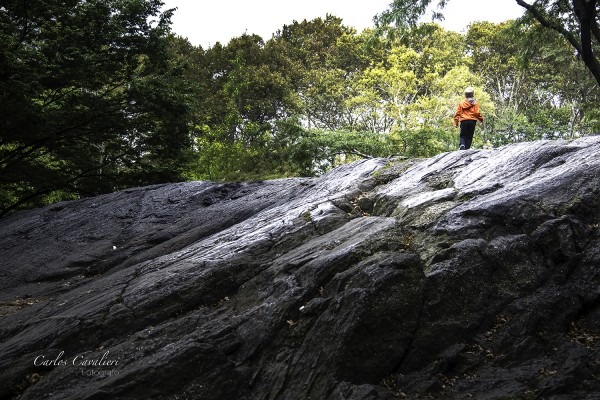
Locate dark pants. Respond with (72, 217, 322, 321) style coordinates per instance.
(459, 120, 477, 149)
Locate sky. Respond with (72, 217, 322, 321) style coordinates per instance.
(160, 0, 526, 49)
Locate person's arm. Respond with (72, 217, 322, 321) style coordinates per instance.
(454, 105, 461, 127)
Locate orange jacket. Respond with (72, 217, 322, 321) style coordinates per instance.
(454, 98, 484, 126)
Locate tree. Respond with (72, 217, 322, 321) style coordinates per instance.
(376, 0, 600, 86)
(374, 0, 449, 29)
(350, 46, 419, 132)
(271, 15, 363, 131)
(188, 32, 306, 181)
(466, 20, 599, 143)
(466, 21, 526, 110)
(515, 0, 600, 85)
(0, 0, 194, 216)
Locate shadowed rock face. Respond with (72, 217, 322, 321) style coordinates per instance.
(1, 137, 599, 400)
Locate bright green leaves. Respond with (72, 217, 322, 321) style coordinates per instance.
(350, 46, 418, 132)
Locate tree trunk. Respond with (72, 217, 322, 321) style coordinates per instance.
(515, 0, 600, 86)
(572, 0, 600, 85)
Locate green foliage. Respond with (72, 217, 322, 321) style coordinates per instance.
(0, 0, 195, 216)
(515, 0, 600, 86)
(390, 127, 456, 157)
(187, 15, 597, 185)
(2, 2, 599, 215)
(374, 0, 449, 31)
(466, 20, 600, 144)
(377, 0, 600, 85)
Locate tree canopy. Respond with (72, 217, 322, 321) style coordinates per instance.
(376, 0, 600, 86)
(0, 0, 194, 216)
(1, 1, 598, 216)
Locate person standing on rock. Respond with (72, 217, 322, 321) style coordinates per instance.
(454, 87, 484, 150)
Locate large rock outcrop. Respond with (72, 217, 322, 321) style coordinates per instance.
(1, 137, 599, 400)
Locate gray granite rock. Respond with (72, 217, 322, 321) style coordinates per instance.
(1, 137, 599, 399)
